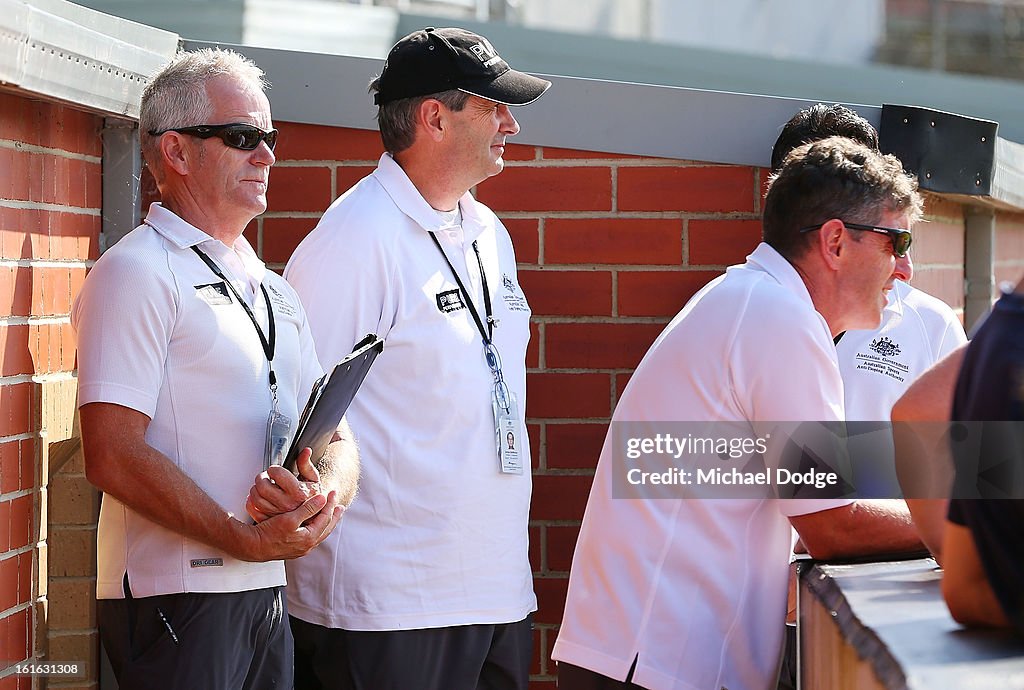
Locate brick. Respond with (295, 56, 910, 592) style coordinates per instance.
(47, 631, 97, 680)
(688, 219, 762, 266)
(0, 383, 32, 436)
(48, 528, 95, 578)
(0, 500, 8, 552)
(0, 147, 31, 201)
(500, 143, 536, 161)
(527, 422, 541, 470)
(533, 576, 569, 625)
(48, 475, 98, 525)
(266, 166, 332, 212)
(262, 218, 317, 264)
(531, 627, 542, 676)
(0, 553, 21, 610)
(540, 146, 635, 160)
(0, 266, 32, 317)
(274, 123, 382, 162)
(334, 166, 376, 197)
(526, 373, 611, 419)
(518, 270, 611, 317)
(476, 167, 612, 212)
(546, 323, 664, 370)
(546, 525, 581, 572)
(914, 218, 964, 266)
(911, 268, 964, 310)
(615, 373, 633, 401)
(0, 441, 18, 494)
(41, 267, 72, 316)
(53, 212, 101, 262)
(47, 580, 96, 629)
(618, 166, 756, 212)
(530, 474, 593, 522)
(9, 494, 33, 551)
(502, 218, 539, 264)
(59, 322, 76, 371)
(618, 270, 721, 317)
(526, 322, 540, 369)
(20, 440, 35, 491)
(545, 218, 682, 265)
(529, 525, 541, 573)
(0, 325, 32, 376)
(546, 423, 608, 470)
(0, 95, 101, 156)
(1, 608, 30, 666)
(67, 159, 102, 210)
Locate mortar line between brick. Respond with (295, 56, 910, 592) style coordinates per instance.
(0, 259, 91, 269)
(0, 200, 101, 216)
(0, 543, 34, 559)
(0, 140, 101, 164)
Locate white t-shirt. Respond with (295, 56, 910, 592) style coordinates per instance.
(837, 280, 966, 496)
(283, 154, 536, 631)
(552, 243, 852, 690)
(73, 203, 322, 599)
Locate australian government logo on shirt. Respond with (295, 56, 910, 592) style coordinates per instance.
(854, 336, 910, 382)
(501, 273, 529, 313)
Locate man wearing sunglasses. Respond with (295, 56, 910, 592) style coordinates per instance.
(283, 27, 550, 690)
(774, 105, 966, 504)
(553, 137, 924, 690)
(73, 48, 358, 689)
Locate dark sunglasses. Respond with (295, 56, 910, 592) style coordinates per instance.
(148, 122, 278, 151)
(800, 220, 912, 258)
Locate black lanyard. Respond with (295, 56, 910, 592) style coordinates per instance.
(429, 233, 494, 344)
(191, 245, 278, 388)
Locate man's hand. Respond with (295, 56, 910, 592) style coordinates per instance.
(246, 448, 330, 522)
(239, 487, 343, 561)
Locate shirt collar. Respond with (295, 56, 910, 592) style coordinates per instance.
(143, 202, 266, 288)
(372, 153, 490, 244)
(885, 280, 908, 317)
(742, 242, 816, 309)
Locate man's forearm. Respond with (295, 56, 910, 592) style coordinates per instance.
(315, 417, 360, 508)
(792, 500, 923, 561)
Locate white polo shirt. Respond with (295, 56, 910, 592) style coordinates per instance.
(552, 243, 852, 690)
(73, 203, 322, 599)
(837, 280, 966, 496)
(283, 154, 536, 631)
(838, 279, 966, 420)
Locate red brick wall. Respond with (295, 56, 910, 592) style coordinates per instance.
(0, 88, 101, 687)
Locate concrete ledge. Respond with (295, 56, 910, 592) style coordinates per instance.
(801, 558, 1024, 689)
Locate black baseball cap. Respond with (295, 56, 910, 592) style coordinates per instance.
(374, 27, 551, 106)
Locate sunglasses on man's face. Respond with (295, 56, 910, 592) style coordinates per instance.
(800, 220, 913, 258)
(148, 123, 279, 151)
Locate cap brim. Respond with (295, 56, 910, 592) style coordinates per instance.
(459, 69, 552, 106)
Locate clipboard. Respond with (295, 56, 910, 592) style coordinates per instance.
(282, 333, 384, 474)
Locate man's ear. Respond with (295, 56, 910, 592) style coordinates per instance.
(160, 133, 193, 177)
(817, 218, 845, 271)
(418, 99, 445, 143)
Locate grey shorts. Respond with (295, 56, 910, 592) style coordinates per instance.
(98, 585, 292, 690)
(290, 613, 534, 690)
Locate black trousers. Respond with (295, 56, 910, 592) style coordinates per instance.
(291, 614, 534, 690)
(98, 586, 292, 690)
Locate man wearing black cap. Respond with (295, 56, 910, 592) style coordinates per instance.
(283, 27, 551, 690)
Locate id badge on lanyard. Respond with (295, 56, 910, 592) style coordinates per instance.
(493, 389, 524, 475)
(191, 246, 294, 470)
(430, 233, 524, 474)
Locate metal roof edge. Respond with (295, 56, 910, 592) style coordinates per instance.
(0, 0, 178, 119)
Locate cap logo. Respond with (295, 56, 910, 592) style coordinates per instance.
(469, 40, 502, 68)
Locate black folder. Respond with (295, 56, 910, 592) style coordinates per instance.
(282, 333, 384, 474)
